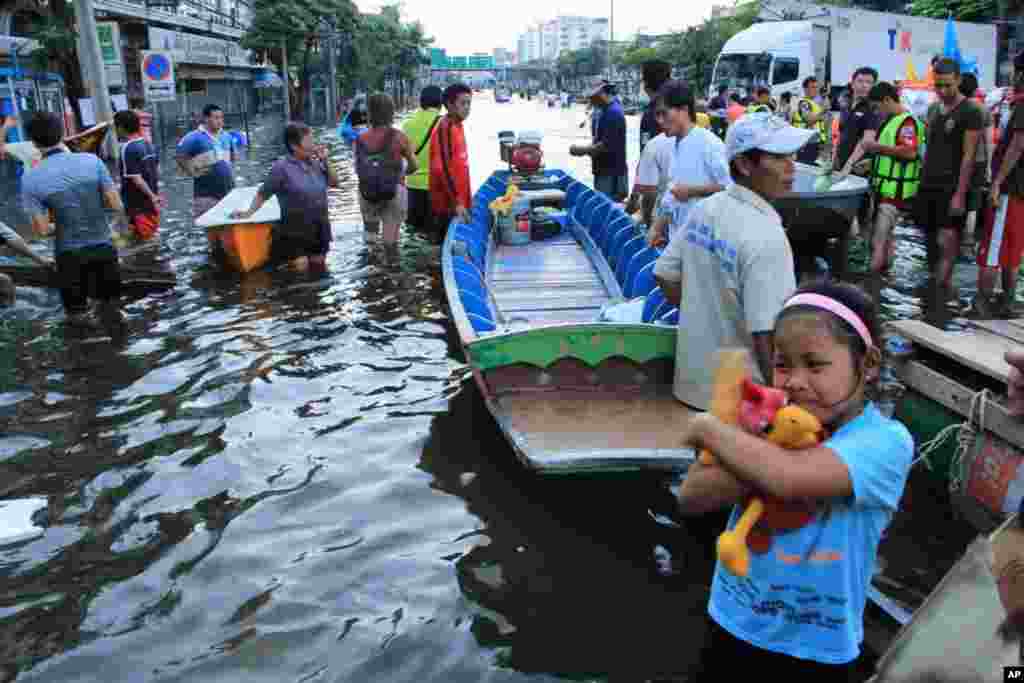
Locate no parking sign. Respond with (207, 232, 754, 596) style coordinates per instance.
(141, 51, 176, 102)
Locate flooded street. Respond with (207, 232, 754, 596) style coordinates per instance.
(0, 95, 984, 681)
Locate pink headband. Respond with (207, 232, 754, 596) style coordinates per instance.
(784, 293, 874, 349)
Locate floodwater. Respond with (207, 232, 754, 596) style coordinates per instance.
(0, 96, 984, 682)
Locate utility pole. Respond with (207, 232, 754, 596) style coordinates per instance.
(73, 0, 115, 152)
(324, 21, 338, 126)
(608, 0, 614, 81)
(281, 40, 290, 123)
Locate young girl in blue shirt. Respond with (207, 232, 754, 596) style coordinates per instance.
(679, 279, 914, 682)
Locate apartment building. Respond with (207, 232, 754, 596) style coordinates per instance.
(516, 15, 610, 64)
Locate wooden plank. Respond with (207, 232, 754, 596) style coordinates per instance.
(494, 392, 697, 473)
(505, 308, 602, 326)
(899, 360, 1024, 450)
(888, 319, 1013, 383)
(965, 319, 1024, 346)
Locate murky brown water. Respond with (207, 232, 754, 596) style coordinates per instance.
(0, 96, 989, 682)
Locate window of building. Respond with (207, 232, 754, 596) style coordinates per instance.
(772, 58, 799, 85)
(185, 78, 207, 94)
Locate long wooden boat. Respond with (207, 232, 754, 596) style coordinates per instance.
(442, 168, 697, 476)
(194, 186, 279, 273)
(888, 318, 1024, 533)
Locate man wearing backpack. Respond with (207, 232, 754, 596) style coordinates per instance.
(429, 83, 473, 239)
(355, 93, 419, 246)
(402, 86, 443, 231)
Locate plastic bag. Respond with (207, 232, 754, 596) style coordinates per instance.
(598, 297, 645, 323)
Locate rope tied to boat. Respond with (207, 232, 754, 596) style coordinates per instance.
(913, 388, 993, 494)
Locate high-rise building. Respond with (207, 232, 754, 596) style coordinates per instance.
(517, 16, 611, 63)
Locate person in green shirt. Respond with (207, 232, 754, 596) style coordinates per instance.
(402, 86, 443, 231)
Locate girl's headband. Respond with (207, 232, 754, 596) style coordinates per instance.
(784, 293, 874, 349)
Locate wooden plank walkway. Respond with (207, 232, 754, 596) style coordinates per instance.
(489, 237, 612, 326)
(889, 319, 1015, 383)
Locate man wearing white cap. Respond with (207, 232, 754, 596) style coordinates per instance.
(654, 112, 815, 411)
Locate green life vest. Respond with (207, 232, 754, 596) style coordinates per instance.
(871, 112, 924, 202)
(792, 97, 827, 144)
(747, 103, 772, 114)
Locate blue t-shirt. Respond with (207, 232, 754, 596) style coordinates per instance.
(708, 402, 913, 664)
(593, 99, 628, 178)
(21, 151, 114, 253)
(176, 127, 235, 199)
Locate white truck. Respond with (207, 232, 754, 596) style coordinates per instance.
(710, 1, 998, 105)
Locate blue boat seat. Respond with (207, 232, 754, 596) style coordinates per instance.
(601, 216, 633, 257)
(615, 236, 645, 287)
(608, 223, 639, 269)
(591, 200, 614, 233)
(622, 246, 658, 298)
(467, 313, 496, 334)
(631, 262, 658, 299)
(642, 287, 667, 323)
(565, 182, 586, 206)
(459, 289, 493, 322)
(660, 308, 680, 326)
(581, 193, 606, 227)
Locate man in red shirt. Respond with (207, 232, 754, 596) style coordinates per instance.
(429, 83, 473, 239)
(862, 81, 923, 273)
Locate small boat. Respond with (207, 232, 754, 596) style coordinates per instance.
(887, 317, 1024, 534)
(64, 121, 112, 154)
(868, 512, 1023, 680)
(442, 168, 695, 476)
(194, 186, 279, 273)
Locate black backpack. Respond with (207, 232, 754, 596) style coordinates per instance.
(355, 128, 402, 203)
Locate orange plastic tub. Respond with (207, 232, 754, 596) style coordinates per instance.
(207, 222, 273, 273)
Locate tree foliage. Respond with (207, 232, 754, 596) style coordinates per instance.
(243, 0, 430, 118)
(908, 0, 1017, 21)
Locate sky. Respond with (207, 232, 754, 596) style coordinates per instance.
(356, 0, 720, 55)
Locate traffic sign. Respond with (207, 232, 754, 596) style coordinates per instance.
(141, 50, 175, 102)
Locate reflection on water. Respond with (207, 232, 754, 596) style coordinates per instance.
(0, 99, 988, 682)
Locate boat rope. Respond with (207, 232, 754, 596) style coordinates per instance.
(913, 388, 993, 494)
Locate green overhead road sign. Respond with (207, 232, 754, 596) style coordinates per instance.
(429, 49, 494, 70)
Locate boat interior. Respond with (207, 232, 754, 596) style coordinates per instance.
(446, 171, 679, 339)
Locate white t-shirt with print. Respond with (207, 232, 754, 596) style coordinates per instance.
(653, 183, 796, 410)
(657, 127, 732, 238)
(634, 133, 674, 215)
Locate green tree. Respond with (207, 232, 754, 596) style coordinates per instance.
(242, 0, 360, 119)
(908, 0, 1019, 21)
(18, 0, 88, 124)
(350, 5, 431, 106)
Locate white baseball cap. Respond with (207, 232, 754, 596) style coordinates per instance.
(725, 111, 816, 161)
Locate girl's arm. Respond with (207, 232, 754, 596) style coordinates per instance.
(683, 413, 853, 501)
(401, 134, 419, 177)
(678, 461, 752, 516)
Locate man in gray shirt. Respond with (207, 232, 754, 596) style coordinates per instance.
(21, 112, 127, 330)
(0, 222, 54, 305)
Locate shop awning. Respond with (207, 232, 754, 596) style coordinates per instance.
(253, 69, 284, 89)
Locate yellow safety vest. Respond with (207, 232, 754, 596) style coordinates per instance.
(871, 112, 925, 202)
(747, 103, 772, 114)
(792, 97, 827, 144)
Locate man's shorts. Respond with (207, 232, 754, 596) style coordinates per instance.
(56, 243, 121, 314)
(359, 185, 407, 225)
(129, 210, 160, 241)
(977, 194, 1024, 270)
(594, 174, 629, 201)
(405, 188, 431, 230)
(914, 188, 969, 235)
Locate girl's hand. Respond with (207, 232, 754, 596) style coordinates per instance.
(230, 208, 254, 219)
(1006, 349, 1024, 416)
(680, 413, 716, 450)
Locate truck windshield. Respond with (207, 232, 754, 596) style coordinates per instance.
(713, 53, 772, 95)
